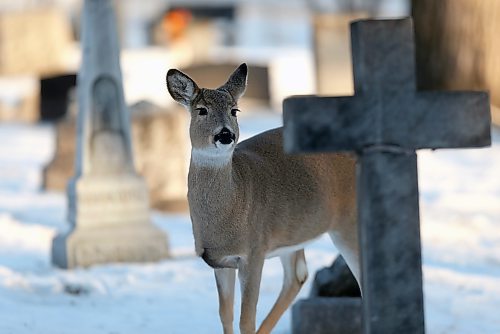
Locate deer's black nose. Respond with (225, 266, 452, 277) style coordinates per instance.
(214, 127, 235, 145)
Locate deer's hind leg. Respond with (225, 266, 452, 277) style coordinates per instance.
(257, 249, 308, 334)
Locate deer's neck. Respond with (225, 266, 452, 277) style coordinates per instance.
(188, 149, 245, 253)
(188, 148, 240, 217)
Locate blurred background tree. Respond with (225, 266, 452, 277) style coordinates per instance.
(413, 0, 500, 123)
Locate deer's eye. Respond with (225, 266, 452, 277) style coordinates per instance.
(196, 107, 208, 116)
(231, 108, 240, 117)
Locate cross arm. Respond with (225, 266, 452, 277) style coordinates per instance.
(396, 91, 491, 149)
(283, 91, 491, 154)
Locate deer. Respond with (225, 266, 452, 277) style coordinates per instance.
(166, 63, 360, 334)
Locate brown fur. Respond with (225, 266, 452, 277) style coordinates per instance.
(166, 64, 359, 334)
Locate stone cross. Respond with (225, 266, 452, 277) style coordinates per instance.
(52, 0, 169, 268)
(284, 18, 490, 333)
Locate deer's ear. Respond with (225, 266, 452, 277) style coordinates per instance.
(219, 63, 247, 100)
(166, 69, 199, 107)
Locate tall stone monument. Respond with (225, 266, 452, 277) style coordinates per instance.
(52, 0, 169, 268)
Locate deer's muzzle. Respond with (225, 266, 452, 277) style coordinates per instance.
(214, 127, 235, 145)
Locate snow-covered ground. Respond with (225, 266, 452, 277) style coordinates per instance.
(0, 113, 499, 334)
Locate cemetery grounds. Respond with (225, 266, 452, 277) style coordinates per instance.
(0, 112, 499, 333)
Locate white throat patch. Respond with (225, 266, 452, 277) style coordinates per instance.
(191, 146, 233, 167)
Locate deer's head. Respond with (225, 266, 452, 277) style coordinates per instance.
(166, 64, 247, 162)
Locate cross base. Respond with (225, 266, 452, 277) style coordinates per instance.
(292, 297, 362, 334)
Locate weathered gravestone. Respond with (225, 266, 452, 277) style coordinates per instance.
(43, 100, 189, 212)
(285, 18, 490, 334)
(51, 0, 169, 268)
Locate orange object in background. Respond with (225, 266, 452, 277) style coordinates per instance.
(163, 9, 192, 41)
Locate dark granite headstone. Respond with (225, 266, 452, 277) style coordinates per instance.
(40, 74, 76, 121)
(285, 18, 491, 334)
(310, 255, 361, 298)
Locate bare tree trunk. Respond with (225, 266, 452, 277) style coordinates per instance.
(412, 0, 500, 115)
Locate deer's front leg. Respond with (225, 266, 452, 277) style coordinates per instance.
(238, 254, 265, 334)
(215, 268, 236, 334)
